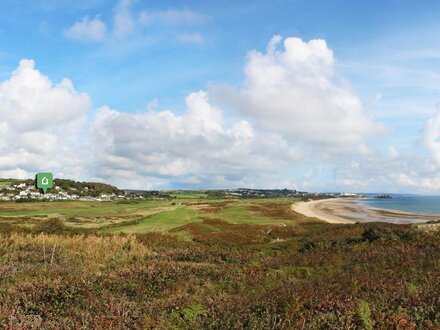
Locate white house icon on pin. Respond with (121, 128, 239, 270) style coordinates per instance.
(36, 172, 53, 194)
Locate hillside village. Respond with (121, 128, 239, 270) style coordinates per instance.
(206, 188, 362, 199)
(0, 179, 364, 202)
(207, 188, 308, 198)
(0, 179, 125, 202)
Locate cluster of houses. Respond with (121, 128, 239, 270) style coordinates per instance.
(209, 188, 309, 198)
(0, 182, 119, 202)
(207, 189, 364, 199)
(0, 180, 366, 202)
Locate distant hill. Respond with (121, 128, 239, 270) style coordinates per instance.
(0, 178, 123, 198)
(53, 179, 122, 197)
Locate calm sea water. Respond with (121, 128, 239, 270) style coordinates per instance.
(358, 195, 440, 214)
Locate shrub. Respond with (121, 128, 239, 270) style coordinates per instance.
(357, 300, 373, 330)
(362, 226, 390, 242)
(168, 303, 208, 328)
(394, 229, 414, 241)
(299, 241, 316, 252)
(34, 218, 66, 234)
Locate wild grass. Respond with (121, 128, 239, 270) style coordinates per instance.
(169, 193, 209, 199)
(0, 199, 438, 328)
(101, 207, 200, 234)
(0, 232, 151, 274)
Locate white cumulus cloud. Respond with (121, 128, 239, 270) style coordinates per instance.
(90, 91, 301, 188)
(0, 59, 91, 179)
(6, 35, 440, 192)
(65, 15, 107, 42)
(334, 152, 440, 193)
(213, 36, 386, 158)
(113, 0, 136, 39)
(65, 1, 208, 43)
(423, 106, 440, 165)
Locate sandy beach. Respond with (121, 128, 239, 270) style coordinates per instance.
(291, 198, 440, 224)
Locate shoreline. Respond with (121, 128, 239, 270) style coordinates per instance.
(291, 198, 440, 224)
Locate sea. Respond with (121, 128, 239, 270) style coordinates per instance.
(358, 195, 440, 214)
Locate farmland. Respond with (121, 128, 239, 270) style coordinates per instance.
(0, 197, 438, 328)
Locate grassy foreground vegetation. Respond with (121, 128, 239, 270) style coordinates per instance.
(0, 197, 438, 328)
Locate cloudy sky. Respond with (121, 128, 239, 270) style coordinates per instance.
(1, 0, 440, 193)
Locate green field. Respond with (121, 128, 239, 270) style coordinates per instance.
(0, 197, 438, 328)
(0, 198, 303, 235)
(101, 207, 200, 233)
(169, 192, 209, 199)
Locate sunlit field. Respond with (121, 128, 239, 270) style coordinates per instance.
(0, 198, 306, 233)
(0, 196, 438, 328)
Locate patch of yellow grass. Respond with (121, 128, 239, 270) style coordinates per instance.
(0, 233, 153, 274)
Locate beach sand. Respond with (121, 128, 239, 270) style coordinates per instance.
(291, 198, 440, 224)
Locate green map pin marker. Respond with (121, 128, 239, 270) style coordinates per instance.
(36, 172, 53, 194)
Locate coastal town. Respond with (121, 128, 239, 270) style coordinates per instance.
(0, 179, 126, 202)
(0, 179, 366, 202)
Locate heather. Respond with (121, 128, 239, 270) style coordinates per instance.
(0, 199, 438, 329)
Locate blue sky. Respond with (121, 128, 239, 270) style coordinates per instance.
(1, 0, 440, 192)
(1, 0, 436, 110)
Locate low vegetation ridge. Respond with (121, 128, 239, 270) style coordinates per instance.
(0, 178, 123, 201)
(1, 178, 355, 202)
